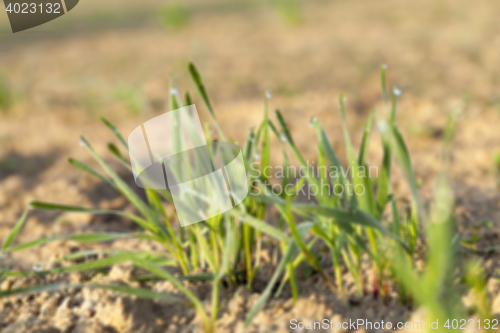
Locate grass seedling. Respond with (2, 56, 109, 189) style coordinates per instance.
(0, 64, 289, 332)
(389, 111, 476, 331)
(262, 66, 416, 301)
(1, 64, 493, 332)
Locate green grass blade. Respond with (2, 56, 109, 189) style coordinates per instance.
(0, 284, 83, 299)
(5, 233, 144, 253)
(338, 94, 356, 163)
(339, 94, 377, 214)
(90, 283, 186, 303)
(79, 136, 162, 234)
(358, 111, 375, 166)
(380, 65, 389, 107)
(107, 143, 130, 169)
(424, 174, 455, 292)
(243, 128, 256, 162)
(275, 110, 329, 205)
(294, 204, 409, 252)
(130, 255, 210, 327)
(68, 158, 112, 186)
(41, 253, 132, 274)
(188, 63, 227, 141)
(185, 91, 193, 106)
(0, 282, 185, 305)
(29, 201, 154, 233)
(1, 209, 28, 251)
(260, 93, 271, 181)
(392, 126, 420, 211)
(376, 85, 400, 216)
(229, 209, 290, 242)
(311, 118, 347, 206)
(100, 117, 129, 150)
(274, 110, 294, 146)
(375, 140, 392, 217)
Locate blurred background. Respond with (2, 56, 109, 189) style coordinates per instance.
(0, 0, 499, 264)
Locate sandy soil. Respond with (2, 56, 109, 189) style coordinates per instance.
(0, 0, 499, 331)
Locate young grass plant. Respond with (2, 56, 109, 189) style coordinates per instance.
(254, 67, 416, 300)
(0, 64, 492, 331)
(0, 63, 291, 332)
(387, 112, 498, 331)
(0, 64, 418, 327)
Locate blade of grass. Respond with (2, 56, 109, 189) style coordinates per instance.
(90, 283, 186, 303)
(295, 204, 409, 252)
(129, 255, 210, 330)
(1, 209, 28, 252)
(79, 136, 167, 238)
(358, 111, 375, 166)
(0, 282, 186, 305)
(0, 284, 83, 298)
(68, 158, 113, 185)
(188, 63, 227, 141)
(29, 201, 155, 234)
(107, 143, 131, 169)
(4, 233, 148, 253)
(274, 110, 329, 205)
(229, 209, 290, 242)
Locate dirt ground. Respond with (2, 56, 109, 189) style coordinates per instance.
(0, 0, 499, 332)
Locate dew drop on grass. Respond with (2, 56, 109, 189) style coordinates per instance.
(32, 264, 42, 272)
(266, 89, 272, 99)
(170, 88, 178, 96)
(28, 204, 34, 210)
(382, 64, 388, 70)
(393, 87, 402, 96)
(79, 139, 85, 147)
(280, 134, 287, 142)
(254, 153, 261, 159)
